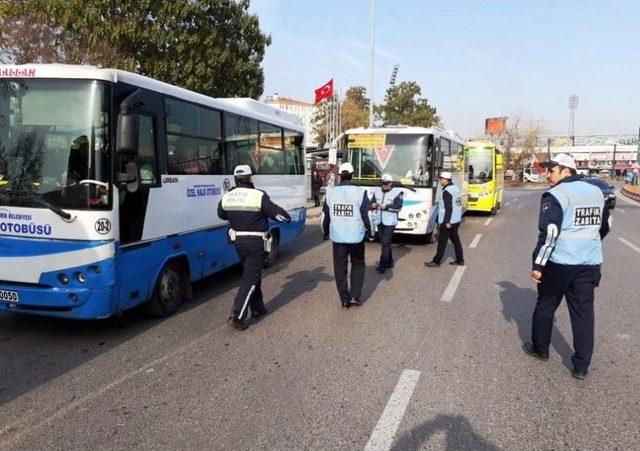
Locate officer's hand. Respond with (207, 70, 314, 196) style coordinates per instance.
(445, 223, 451, 229)
(323, 234, 329, 241)
(530, 270, 542, 284)
(371, 202, 378, 210)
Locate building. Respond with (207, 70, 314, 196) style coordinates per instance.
(509, 134, 639, 177)
(265, 94, 319, 148)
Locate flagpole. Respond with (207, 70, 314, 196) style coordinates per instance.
(369, 0, 375, 128)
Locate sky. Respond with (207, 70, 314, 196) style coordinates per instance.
(250, 0, 640, 138)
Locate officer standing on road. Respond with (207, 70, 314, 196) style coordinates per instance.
(523, 154, 610, 379)
(371, 174, 404, 274)
(218, 165, 291, 331)
(322, 162, 373, 308)
(424, 172, 465, 267)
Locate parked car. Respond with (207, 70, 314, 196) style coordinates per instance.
(582, 177, 616, 209)
(523, 167, 540, 183)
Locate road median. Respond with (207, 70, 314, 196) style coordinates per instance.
(621, 184, 640, 202)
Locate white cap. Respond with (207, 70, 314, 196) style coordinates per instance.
(233, 165, 253, 176)
(381, 173, 393, 182)
(542, 153, 577, 170)
(338, 162, 354, 174)
(440, 171, 453, 179)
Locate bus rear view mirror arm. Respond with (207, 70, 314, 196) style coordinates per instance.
(117, 163, 140, 193)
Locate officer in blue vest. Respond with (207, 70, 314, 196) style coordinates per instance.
(371, 173, 404, 274)
(425, 172, 464, 267)
(523, 154, 610, 379)
(322, 162, 374, 308)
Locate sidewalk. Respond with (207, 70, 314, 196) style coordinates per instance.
(306, 200, 323, 219)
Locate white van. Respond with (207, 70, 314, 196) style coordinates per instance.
(523, 167, 540, 183)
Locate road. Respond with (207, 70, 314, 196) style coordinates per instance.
(1, 187, 639, 449)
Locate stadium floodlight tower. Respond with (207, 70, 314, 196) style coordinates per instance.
(568, 94, 579, 145)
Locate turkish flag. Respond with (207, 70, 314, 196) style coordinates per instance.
(314, 79, 334, 104)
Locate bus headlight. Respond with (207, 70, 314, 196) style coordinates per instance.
(409, 213, 414, 219)
(416, 213, 421, 219)
(76, 272, 86, 284)
(58, 273, 69, 285)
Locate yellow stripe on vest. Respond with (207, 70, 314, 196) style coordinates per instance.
(222, 188, 263, 212)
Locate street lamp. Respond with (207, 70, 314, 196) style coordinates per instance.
(568, 94, 579, 145)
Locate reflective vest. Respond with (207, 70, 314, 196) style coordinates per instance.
(371, 187, 402, 226)
(548, 180, 604, 265)
(221, 187, 263, 212)
(325, 184, 366, 243)
(438, 184, 462, 224)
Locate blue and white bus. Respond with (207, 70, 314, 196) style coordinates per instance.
(338, 126, 467, 242)
(0, 64, 306, 319)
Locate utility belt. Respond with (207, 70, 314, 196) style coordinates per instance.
(227, 228, 274, 253)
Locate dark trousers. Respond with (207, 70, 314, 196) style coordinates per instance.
(531, 263, 600, 372)
(232, 238, 267, 320)
(332, 241, 365, 302)
(312, 191, 320, 206)
(433, 222, 464, 263)
(378, 223, 396, 268)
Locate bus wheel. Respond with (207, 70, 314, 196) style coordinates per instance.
(263, 233, 280, 268)
(491, 205, 498, 215)
(427, 222, 440, 244)
(145, 261, 187, 318)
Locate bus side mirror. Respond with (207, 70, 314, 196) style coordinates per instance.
(116, 114, 139, 155)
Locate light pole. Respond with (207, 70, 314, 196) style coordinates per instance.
(369, 0, 375, 128)
(568, 94, 579, 143)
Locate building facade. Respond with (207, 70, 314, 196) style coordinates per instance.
(265, 94, 319, 149)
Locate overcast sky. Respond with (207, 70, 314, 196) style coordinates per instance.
(250, 0, 640, 138)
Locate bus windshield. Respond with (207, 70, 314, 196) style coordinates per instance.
(465, 147, 494, 184)
(0, 79, 111, 210)
(344, 133, 431, 186)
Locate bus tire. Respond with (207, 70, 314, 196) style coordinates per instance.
(263, 232, 280, 268)
(490, 205, 498, 215)
(145, 261, 187, 318)
(427, 222, 440, 244)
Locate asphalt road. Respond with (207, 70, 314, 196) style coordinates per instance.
(1, 187, 639, 449)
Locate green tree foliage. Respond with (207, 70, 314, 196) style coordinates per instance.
(0, 0, 271, 98)
(377, 81, 440, 127)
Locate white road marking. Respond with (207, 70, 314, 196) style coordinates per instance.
(440, 266, 466, 303)
(484, 217, 493, 226)
(616, 208, 626, 213)
(365, 369, 421, 451)
(618, 237, 640, 255)
(504, 202, 511, 207)
(469, 233, 482, 248)
(513, 198, 518, 202)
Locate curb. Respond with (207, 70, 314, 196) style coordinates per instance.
(621, 186, 640, 202)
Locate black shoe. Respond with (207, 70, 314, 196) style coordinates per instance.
(449, 260, 465, 266)
(231, 317, 249, 331)
(522, 343, 549, 361)
(252, 308, 269, 319)
(351, 298, 363, 306)
(375, 266, 386, 274)
(386, 261, 394, 268)
(424, 261, 440, 268)
(341, 300, 351, 309)
(572, 369, 589, 379)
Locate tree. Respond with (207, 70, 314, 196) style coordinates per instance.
(0, 0, 271, 98)
(377, 81, 440, 127)
(496, 113, 545, 170)
(340, 86, 368, 131)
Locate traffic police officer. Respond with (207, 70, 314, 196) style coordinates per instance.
(371, 173, 404, 274)
(322, 162, 373, 308)
(523, 154, 610, 379)
(217, 165, 291, 330)
(425, 171, 465, 267)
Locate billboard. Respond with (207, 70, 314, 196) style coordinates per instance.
(485, 117, 507, 136)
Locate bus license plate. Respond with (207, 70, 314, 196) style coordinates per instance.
(0, 289, 19, 303)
